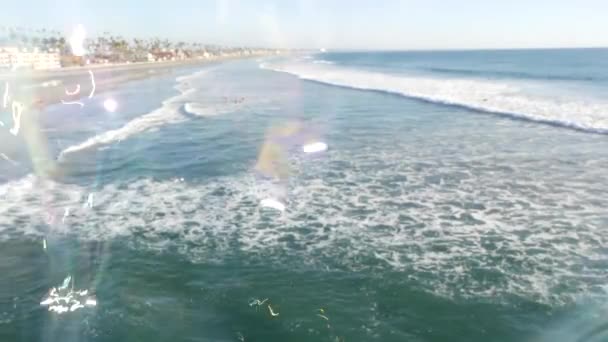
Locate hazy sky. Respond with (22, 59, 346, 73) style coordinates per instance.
(2, 0, 607, 50)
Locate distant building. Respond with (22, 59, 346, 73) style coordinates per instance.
(174, 49, 191, 60)
(0, 46, 61, 70)
(89, 54, 112, 65)
(147, 51, 174, 62)
(131, 52, 149, 62)
(60, 55, 85, 67)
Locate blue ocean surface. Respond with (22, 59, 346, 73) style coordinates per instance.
(271, 49, 608, 132)
(1, 50, 608, 342)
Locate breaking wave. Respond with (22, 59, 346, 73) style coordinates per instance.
(263, 62, 608, 133)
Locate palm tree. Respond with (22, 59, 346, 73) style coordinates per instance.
(151, 38, 161, 51)
(95, 36, 105, 53)
(109, 37, 117, 50)
(162, 38, 171, 51)
(57, 37, 66, 53)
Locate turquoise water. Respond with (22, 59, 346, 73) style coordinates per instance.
(1, 50, 608, 341)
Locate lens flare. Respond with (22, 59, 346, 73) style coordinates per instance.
(260, 198, 285, 212)
(302, 141, 328, 153)
(9, 101, 24, 136)
(69, 24, 87, 56)
(40, 275, 97, 314)
(65, 84, 80, 96)
(2, 82, 9, 108)
(103, 98, 118, 112)
(61, 100, 84, 107)
(88, 70, 96, 98)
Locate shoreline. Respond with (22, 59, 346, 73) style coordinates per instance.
(1, 54, 274, 111)
(0, 54, 272, 79)
(0, 54, 271, 178)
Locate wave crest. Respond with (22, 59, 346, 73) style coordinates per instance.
(263, 62, 608, 133)
(58, 70, 210, 159)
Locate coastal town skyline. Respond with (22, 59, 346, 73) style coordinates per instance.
(0, 24, 284, 70)
(0, 25, 281, 52)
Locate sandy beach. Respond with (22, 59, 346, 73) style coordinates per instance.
(0, 56, 252, 111)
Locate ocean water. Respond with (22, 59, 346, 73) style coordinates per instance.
(1, 50, 608, 342)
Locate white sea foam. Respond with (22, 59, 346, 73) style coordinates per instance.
(58, 105, 183, 159)
(175, 68, 214, 83)
(262, 62, 608, 133)
(312, 60, 334, 65)
(260, 198, 286, 212)
(302, 142, 328, 153)
(183, 101, 246, 117)
(2, 142, 607, 306)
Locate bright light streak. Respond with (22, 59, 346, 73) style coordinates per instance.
(249, 298, 268, 307)
(43, 238, 47, 251)
(2, 82, 8, 108)
(260, 198, 285, 212)
(9, 101, 24, 136)
(302, 142, 328, 153)
(49, 305, 69, 313)
(59, 276, 71, 290)
(0, 153, 18, 166)
(61, 100, 84, 107)
(40, 297, 54, 306)
(103, 98, 118, 112)
(69, 303, 84, 312)
(44, 211, 55, 225)
(84, 193, 94, 209)
(65, 84, 80, 95)
(69, 25, 87, 56)
(268, 304, 279, 316)
(62, 207, 70, 223)
(40, 275, 97, 314)
(88, 70, 96, 98)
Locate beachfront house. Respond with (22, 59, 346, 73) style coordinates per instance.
(60, 54, 85, 67)
(0, 46, 61, 70)
(147, 51, 174, 62)
(89, 54, 111, 64)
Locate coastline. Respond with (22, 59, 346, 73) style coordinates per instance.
(0, 54, 273, 111)
(0, 54, 273, 179)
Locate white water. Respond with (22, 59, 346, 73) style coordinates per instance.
(312, 59, 334, 65)
(183, 101, 247, 117)
(263, 61, 608, 133)
(2, 142, 607, 306)
(58, 69, 213, 159)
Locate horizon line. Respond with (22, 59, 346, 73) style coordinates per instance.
(299, 46, 608, 53)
